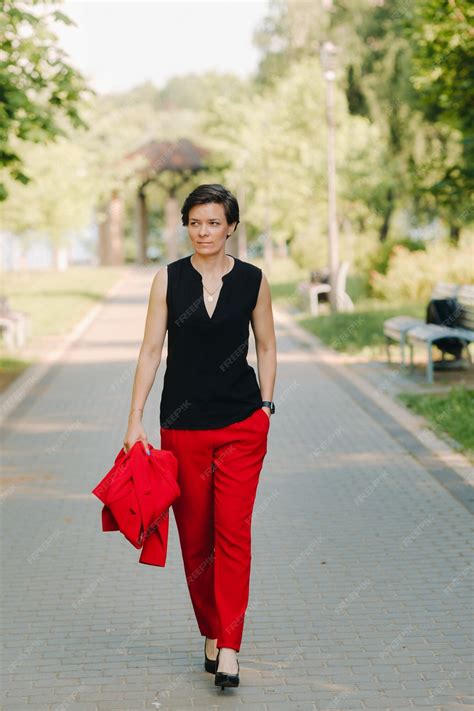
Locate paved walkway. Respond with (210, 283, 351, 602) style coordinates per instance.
(1, 265, 473, 711)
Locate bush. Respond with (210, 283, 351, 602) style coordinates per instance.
(370, 235, 474, 302)
(365, 236, 427, 281)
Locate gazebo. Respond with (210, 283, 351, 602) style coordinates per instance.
(99, 138, 209, 265)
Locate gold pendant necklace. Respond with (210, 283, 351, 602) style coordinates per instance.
(194, 256, 232, 301)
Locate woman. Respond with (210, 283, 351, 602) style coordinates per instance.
(123, 184, 277, 690)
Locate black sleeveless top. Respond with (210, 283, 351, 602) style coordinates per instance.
(159, 253, 264, 429)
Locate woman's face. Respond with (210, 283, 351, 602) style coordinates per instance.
(188, 202, 235, 255)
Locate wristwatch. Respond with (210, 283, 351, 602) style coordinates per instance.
(261, 400, 276, 414)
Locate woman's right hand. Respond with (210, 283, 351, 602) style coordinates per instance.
(123, 416, 150, 455)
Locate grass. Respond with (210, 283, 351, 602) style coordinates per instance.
(258, 256, 307, 307)
(398, 387, 474, 459)
(0, 356, 34, 392)
(0, 266, 125, 390)
(2, 266, 124, 340)
(297, 299, 425, 357)
(265, 257, 425, 358)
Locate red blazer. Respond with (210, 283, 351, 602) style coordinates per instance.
(91, 441, 180, 567)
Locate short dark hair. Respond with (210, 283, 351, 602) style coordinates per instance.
(181, 184, 240, 237)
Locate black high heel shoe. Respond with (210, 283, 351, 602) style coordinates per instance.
(204, 638, 217, 674)
(214, 648, 240, 689)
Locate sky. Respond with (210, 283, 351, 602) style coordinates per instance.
(55, 1, 270, 94)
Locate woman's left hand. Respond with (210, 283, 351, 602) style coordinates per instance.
(262, 406, 271, 420)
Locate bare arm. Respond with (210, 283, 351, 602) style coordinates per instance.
(127, 266, 168, 428)
(250, 272, 277, 412)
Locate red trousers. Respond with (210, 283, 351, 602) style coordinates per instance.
(160, 407, 270, 652)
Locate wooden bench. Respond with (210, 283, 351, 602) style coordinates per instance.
(383, 282, 459, 367)
(406, 284, 474, 384)
(0, 296, 31, 351)
(297, 260, 354, 315)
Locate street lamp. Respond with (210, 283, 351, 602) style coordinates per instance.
(320, 40, 340, 313)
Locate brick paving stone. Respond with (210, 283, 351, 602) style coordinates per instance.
(1, 266, 472, 709)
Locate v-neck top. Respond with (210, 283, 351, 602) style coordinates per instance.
(159, 253, 264, 429)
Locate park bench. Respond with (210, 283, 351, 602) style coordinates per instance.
(383, 283, 459, 367)
(406, 284, 474, 384)
(0, 296, 31, 351)
(297, 260, 354, 315)
(384, 283, 474, 384)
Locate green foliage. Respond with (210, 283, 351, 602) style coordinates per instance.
(370, 234, 474, 301)
(404, 0, 474, 214)
(202, 53, 389, 266)
(0, 0, 92, 199)
(202, 55, 332, 258)
(406, 0, 474, 135)
(255, 0, 473, 241)
(160, 73, 250, 110)
(364, 236, 427, 280)
(2, 0, 472, 267)
(1, 138, 95, 243)
(253, 0, 328, 87)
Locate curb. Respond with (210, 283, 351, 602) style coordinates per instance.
(275, 305, 474, 511)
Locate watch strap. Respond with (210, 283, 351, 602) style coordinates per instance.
(261, 400, 275, 414)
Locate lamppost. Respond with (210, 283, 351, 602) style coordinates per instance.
(320, 39, 340, 313)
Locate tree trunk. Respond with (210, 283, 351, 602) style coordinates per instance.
(379, 188, 394, 243)
(136, 189, 148, 265)
(53, 246, 69, 271)
(98, 192, 125, 265)
(449, 223, 460, 245)
(108, 191, 125, 265)
(164, 195, 180, 262)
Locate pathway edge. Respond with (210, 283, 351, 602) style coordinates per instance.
(0, 268, 132, 428)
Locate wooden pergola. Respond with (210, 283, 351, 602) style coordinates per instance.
(99, 138, 209, 265)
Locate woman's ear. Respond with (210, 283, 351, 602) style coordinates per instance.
(227, 222, 238, 237)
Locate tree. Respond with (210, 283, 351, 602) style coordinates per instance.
(252, 0, 474, 242)
(405, 0, 474, 240)
(2, 138, 95, 268)
(0, 0, 91, 200)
